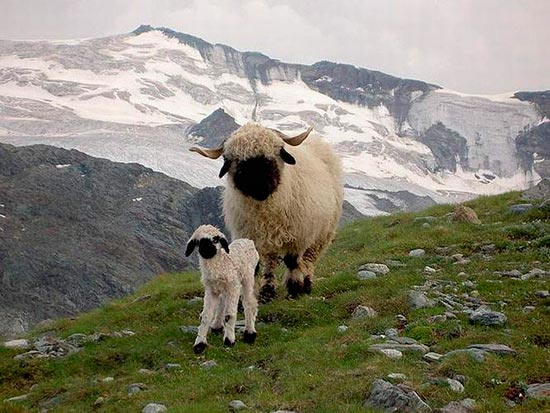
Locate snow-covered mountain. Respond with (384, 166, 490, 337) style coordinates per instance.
(0, 25, 548, 215)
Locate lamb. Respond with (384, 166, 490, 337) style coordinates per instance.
(185, 224, 259, 354)
(190, 123, 343, 302)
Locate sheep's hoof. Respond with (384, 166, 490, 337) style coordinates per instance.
(243, 330, 257, 344)
(286, 278, 305, 299)
(223, 337, 235, 347)
(259, 284, 277, 303)
(193, 342, 207, 354)
(210, 327, 223, 335)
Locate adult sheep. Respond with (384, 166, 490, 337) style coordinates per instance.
(190, 123, 343, 302)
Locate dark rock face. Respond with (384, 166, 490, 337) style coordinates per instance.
(417, 122, 468, 172)
(187, 108, 240, 148)
(340, 201, 364, 226)
(0, 143, 225, 337)
(516, 122, 550, 177)
(514, 91, 550, 118)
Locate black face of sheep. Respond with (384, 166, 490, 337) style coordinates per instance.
(185, 236, 229, 259)
(233, 156, 281, 201)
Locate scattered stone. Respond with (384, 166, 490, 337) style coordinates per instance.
(337, 325, 348, 333)
(427, 314, 447, 324)
(94, 397, 105, 406)
(352, 305, 378, 319)
(510, 204, 534, 214)
(180, 325, 199, 334)
(229, 400, 247, 410)
(441, 399, 476, 413)
(128, 383, 147, 395)
(200, 360, 218, 369)
(496, 269, 522, 278)
(445, 312, 457, 319)
(457, 272, 467, 277)
(443, 349, 486, 363)
(451, 205, 481, 224)
(535, 290, 549, 298)
(461, 281, 475, 289)
(469, 306, 507, 326)
(421, 222, 431, 229)
(379, 349, 403, 359)
(102, 377, 114, 383)
(523, 305, 536, 313)
(408, 291, 436, 309)
(423, 352, 443, 362)
(365, 379, 432, 412)
(387, 373, 407, 381)
(526, 268, 547, 278)
(384, 328, 399, 337)
(409, 249, 426, 257)
(369, 342, 430, 355)
(357, 270, 377, 280)
(390, 336, 419, 345)
(386, 259, 406, 267)
(3, 339, 31, 350)
(423, 266, 437, 275)
(142, 403, 168, 413)
(446, 378, 465, 393)
(414, 216, 438, 223)
(138, 368, 155, 375)
(453, 375, 467, 385)
(165, 363, 181, 370)
(469, 290, 480, 298)
(526, 382, 550, 399)
(467, 344, 517, 355)
(4, 394, 29, 402)
(359, 263, 390, 275)
(188, 296, 203, 305)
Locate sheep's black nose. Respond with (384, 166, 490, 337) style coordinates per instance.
(198, 238, 217, 259)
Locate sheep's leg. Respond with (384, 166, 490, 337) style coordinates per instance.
(222, 289, 240, 346)
(301, 235, 333, 295)
(241, 273, 258, 344)
(210, 296, 225, 334)
(193, 290, 220, 354)
(259, 253, 279, 303)
(283, 253, 307, 298)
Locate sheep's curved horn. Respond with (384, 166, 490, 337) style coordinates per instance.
(280, 126, 313, 146)
(189, 146, 224, 159)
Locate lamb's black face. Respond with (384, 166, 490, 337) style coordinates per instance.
(233, 156, 280, 201)
(198, 238, 217, 259)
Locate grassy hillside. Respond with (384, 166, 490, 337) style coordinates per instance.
(1, 192, 549, 413)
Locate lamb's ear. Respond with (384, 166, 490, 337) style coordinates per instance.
(280, 147, 296, 165)
(185, 239, 197, 257)
(220, 238, 230, 254)
(219, 158, 231, 178)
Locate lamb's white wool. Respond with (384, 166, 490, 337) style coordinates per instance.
(185, 225, 259, 353)
(190, 123, 343, 301)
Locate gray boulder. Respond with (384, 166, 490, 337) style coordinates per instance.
(365, 379, 432, 412)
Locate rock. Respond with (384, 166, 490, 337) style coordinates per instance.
(443, 349, 486, 363)
(423, 266, 437, 275)
(390, 336, 419, 345)
(414, 216, 438, 223)
(469, 306, 507, 326)
(467, 344, 517, 355)
(386, 259, 406, 267)
(387, 373, 407, 381)
(384, 328, 399, 337)
(94, 397, 105, 406)
(535, 290, 549, 298)
(526, 382, 550, 399)
(337, 325, 348, 333)
(180, 325, 199, 334)
(523, 305, 536, 313)
(408, 291, 436, 309)
(165, 363, 182, 370)
(510, 204, 534, 214)
(352, 305, 378, 319)
(451, 205, 481, 224)
(497, 269, 522, 277)
(188, 296, 204, 305)
(138, 368, 155, 375)
(441, 399, 476, 413)
(359, 263, 390, 275)
(142, 403, 168, 413)
(365, 379, 432, 412)
(379, 349, 403, 359)
(229, 400, 247, 410)
(462, 281, 475, 289)
(423, 352, 443, 362)
(3, 339, 31, 350)
(128, 383, 147, 395)
(409, 249, 426, 257)
(369, 342, 430, 355)
(102, 376, 114, 382)
(4, 394, 29, 402)
(446, 378, 465, 393)
(200, 360, 218, 369)
(66, 333, 89, 346)
(422, 222, 431, 229)
(357, 270, 377, 280)
(427, 314, 446, 324)
(526, 268, 547, 278)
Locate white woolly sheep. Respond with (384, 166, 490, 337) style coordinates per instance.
(190, 123, 343, 302)
(185, 224, 259, 354)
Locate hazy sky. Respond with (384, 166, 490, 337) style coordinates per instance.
(1, 0, 548, 94)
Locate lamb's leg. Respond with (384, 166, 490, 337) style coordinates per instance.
(259, 253, 279, 303)
(222, 289, 240, 346)
(210, 296, 225, 334)
(283, 253, 307, 298)
(241, 273, 258, 344)
(193, 290, 220, 354)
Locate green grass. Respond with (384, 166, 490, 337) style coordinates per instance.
(1, 192, 549, 412)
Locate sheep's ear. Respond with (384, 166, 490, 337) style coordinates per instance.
(220, 238, 230, 254)
(219, 158, 231, 178)
(280, 147, 296, 165)
(185, 239, 197, 257)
